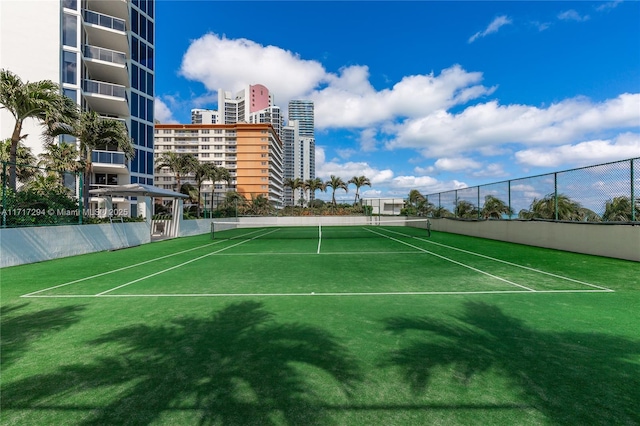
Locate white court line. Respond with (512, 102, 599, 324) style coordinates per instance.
(95, 229, 279, 296)
(317, 224, 322, 254)
(213, 251, 422, 256)
(381, 227, 613, 292)
(365, 228, 536, 292)
(22, 289, 614, 299)
(21, 239, 229, 297)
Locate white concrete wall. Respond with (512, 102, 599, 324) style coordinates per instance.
(0, 222, 150, 267)
(0, 0, 61, 157)
(179, 219, 214, 237)
(429, 219, 640, 262)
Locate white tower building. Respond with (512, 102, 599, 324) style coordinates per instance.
(0, 0, 156, 216)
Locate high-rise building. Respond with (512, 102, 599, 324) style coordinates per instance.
(154, 123, 284, 208)
(0, 0, 155, 216)
(189, 85, 284, 136)
(282, 100, 315, 205)
(191, 108, 219, 124)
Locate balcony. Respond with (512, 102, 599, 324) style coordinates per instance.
(85, 0, 128, 21)
(83, 45, 128, 86)
(83, 79, 129, 117)
(91, 150, 127, 173)
(83, 10, 128, 53)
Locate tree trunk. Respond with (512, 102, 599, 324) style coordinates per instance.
(8, 121, 22, 190)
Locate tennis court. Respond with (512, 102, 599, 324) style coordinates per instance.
(21, 223, 613, 298)
(1, 226, 639, 425)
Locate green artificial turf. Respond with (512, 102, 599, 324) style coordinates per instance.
(1, 228, 639, 425)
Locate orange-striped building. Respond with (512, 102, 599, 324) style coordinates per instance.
(154, 123, 284, 208)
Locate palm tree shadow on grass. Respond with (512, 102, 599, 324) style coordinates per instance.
(3, 301, 361, 425)
(381, 301, 640, 425)
(1, 302, 86, 369)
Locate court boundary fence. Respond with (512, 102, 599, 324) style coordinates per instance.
(414, 158, 638, 223)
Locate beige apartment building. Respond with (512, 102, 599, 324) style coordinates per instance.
(154, 123, 284, 209)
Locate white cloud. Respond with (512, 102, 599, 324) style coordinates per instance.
(335, 148, 356, 159)
(471, 163, 508, 179)
(514, 132, 640, 168)
(180, 33, 326, 103)
(179, 34, 496, 130)
(359, 128, 379, 152)
(435, 157, 482, 172)
(469, 15, 513, 43)
(390, 176, 467, 194)
(558, 10, 590, 22)
(154, 97, 177, 123)
(596, 1, 623, 12)
(311, 65, 496, 129)
(386, 93, 640, 157)
(315, 147, 393, 184)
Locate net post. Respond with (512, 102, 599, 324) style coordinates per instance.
(427, 219, 431, 237)
(211, 221, 215, 239)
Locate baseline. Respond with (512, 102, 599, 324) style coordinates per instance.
(23, 288, 614, 299)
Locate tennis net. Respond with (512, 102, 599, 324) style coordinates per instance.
(211, 218, 431, 240)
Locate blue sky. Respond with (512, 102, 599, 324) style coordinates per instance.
(154, 0, 640, 201)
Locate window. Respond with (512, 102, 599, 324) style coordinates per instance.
(62, 14, 77, 47)
(62, 50, 76, 84)
(201, 145, 210, 150)
(202, 137, 209, 142)
(214, 153, 223, 158)
(63, 0, 77, 10)
(201, 153, 210, 158)
(202, 129, 210, 134)
(163, 129, 171, 134)
(95, 173, 118, 185)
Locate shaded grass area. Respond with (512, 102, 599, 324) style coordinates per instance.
(1, 231, 639, 425)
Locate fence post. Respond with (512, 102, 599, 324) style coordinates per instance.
(477, 187, 481, 220)
(554, 172, 558, 221)
(508, 180, 512, 220)
(78, 173, 83, 225)
(2, 161, 6, 228)
(454, 190, 458, 218)
(632, 158, 636, 222)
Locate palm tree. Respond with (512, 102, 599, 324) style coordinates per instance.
(305, 178, 325, 203)
(38, 141, 82, 187)
(44, 110, 133, 208)
(155, 152, 198, 192)
(481, 195, 513, 219)
(283, 177, 303, 208)
(348, 175, 371, 204)
(326, 175, 348, 206)
(191, 162, 218, 218)
(0, 69, 78, 190)
(455, 200, 478, 219)
(519, 193, 599, 221)
(404, 190, 434, 217)
(247, 194, 273, 216)
(602, 196, 638, 222)
(218, 190, 246, 217)
(216, 167, 233, 191)
(0, 138, 38, 185)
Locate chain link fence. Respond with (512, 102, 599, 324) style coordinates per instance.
(423, 158, 639, 222)
(1, 161, 83, 227)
